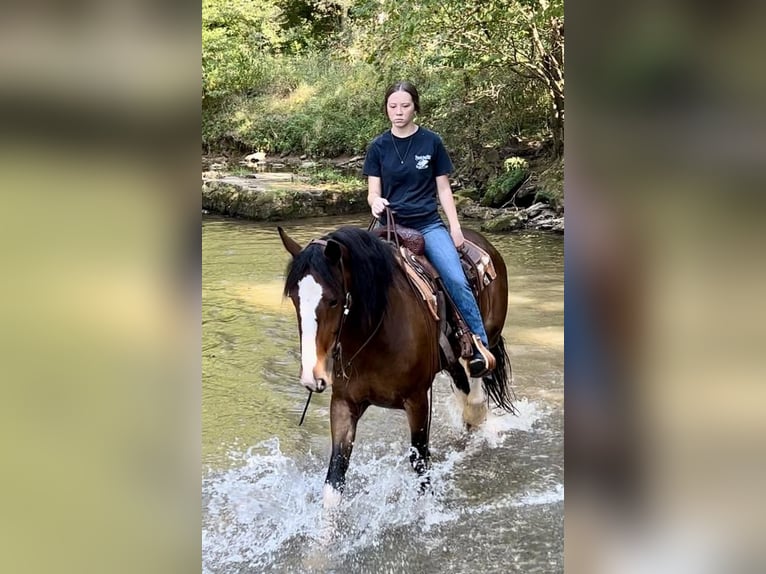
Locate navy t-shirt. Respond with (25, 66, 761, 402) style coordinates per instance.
(363, 127, 454, 228)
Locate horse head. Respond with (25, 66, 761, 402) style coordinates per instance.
(278, 227, 350, 393)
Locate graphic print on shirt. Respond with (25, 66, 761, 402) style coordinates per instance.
(415, 154, 431, 170)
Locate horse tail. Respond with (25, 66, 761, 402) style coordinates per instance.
(483, 335, 516, 413)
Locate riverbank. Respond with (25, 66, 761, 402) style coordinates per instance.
(202, 155, 563, 233)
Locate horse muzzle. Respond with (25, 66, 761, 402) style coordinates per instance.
(301, 378, 327, 393)
(300, 366, 332, 393)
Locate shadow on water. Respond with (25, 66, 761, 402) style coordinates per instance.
(202, 214, 563, 573)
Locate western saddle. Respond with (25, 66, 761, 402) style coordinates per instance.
(371, 214, 497, 369)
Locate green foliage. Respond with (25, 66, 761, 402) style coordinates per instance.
(201, 0, 564, 167)
(202, 0, 285, 99)
(360, 0, 564, 153)
(504, 157, 529, 172)
(481, 167, 529, 207)
(203, 53, 385, 155)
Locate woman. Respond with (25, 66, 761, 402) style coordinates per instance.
(363, 81, 495, 377)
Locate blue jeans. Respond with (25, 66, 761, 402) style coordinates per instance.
(416, 221, 489, 347)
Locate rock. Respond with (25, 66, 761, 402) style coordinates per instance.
(461, 203, 497, 220)
(530, 209, 557, 222)
(525, 202, 548, 218)
(455, 186, 481, 201)
(300, 161, 318, 169)
(338, 155, 363, 166)
(243, 151, 267, 165)
(480, 168, 528, 207)
(300, 154, 308, 160)
(202, 175, 367, 220)
(481, 213, 526, 232)
(527, 215, 565, 233)
(202, 156, 228, 170)
(452, 195, 471, 210)
(511, 181, 537, 207)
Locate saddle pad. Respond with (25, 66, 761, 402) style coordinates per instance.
(460, 239, 497, 287)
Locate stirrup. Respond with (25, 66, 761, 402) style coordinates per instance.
(467, 334, 496, 377)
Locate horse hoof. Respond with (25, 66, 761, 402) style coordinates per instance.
(463, 403, 488, 429)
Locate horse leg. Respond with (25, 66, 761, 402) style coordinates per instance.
(448, 362, 488, 430)
(323, 396, 362, 509)
(462, 374, 488, 429)
(403, 393, 431, 491)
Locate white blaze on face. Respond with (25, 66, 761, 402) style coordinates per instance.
(297, 274, 323, 384)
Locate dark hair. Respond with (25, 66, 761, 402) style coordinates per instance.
(383, 81, 420, 114)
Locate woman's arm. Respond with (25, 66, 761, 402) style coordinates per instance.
(368, 176, 389, 218)
(436, 174, 465, 247)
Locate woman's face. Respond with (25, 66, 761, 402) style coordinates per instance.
(386, 90, 416, 128)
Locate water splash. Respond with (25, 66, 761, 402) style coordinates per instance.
(203, 399, 547, 573)
(441, 394, 546, 447)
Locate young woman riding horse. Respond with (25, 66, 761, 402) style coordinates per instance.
(364, 80, 496, 377)
(279, 80, 514, 507)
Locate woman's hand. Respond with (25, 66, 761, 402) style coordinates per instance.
(371, 197, 390, 218)
(450, 226, 465, 249)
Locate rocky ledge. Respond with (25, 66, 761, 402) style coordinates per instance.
(202, 172, 563, 233)
(456, 198, 564, 233)
(202, 173, 367, 220)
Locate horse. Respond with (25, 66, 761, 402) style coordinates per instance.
(278, 225, 513, 508)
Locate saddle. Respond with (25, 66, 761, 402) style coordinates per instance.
(371, 215, 497, 366)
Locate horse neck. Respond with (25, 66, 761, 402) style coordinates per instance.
(364, 272, 431, 348)
(339, 274, 403, 357)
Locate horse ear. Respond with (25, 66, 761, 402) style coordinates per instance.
(278, 226, 302, 258)
(324, 239, 344, 265)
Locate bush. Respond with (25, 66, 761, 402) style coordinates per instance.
(202, 55, 387, 156)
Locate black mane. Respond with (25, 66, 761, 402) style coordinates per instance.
(284, 227, 396, 332)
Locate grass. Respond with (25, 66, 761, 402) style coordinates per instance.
(301, 167, 365, 192)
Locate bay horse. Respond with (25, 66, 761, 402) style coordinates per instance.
(278, 225, 513, 508)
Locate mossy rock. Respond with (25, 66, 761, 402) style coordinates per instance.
(480, 168, 528, 207)
(202, 175, 367, 220)
(480, 212, 526, 232)
(455, 186, 481, 201)
(453, 194, 472, 210)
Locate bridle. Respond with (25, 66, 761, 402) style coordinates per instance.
(298, 237, 383, 425)
(307, 237, 387, 379)
(306, 238, 352, 373)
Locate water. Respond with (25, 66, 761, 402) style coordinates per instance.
(202, 213, 563, 573)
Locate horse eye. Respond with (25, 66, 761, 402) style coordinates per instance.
(328, 298, 339, 308)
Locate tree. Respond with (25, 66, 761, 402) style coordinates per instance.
(202, 0, 285, 99)
(357, 0, 564, 155)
